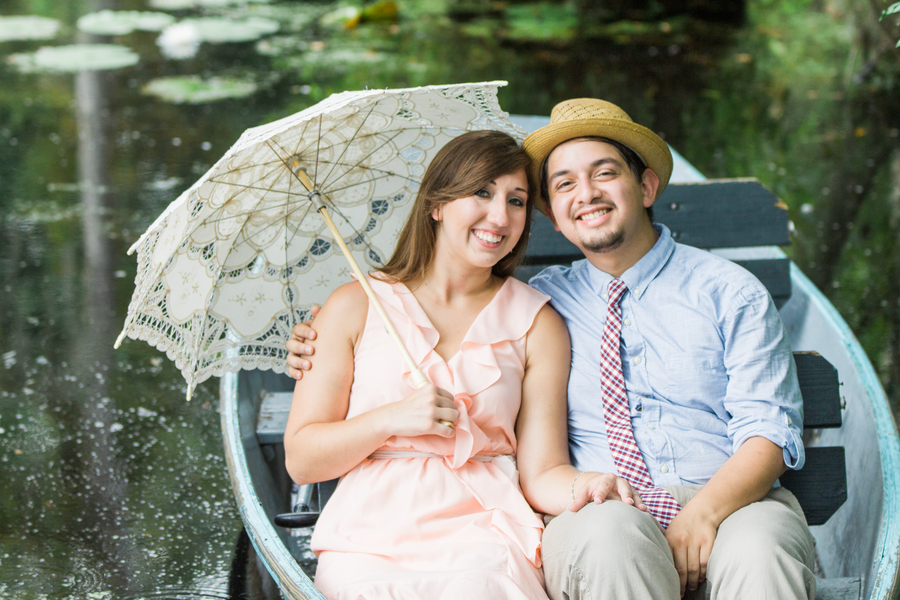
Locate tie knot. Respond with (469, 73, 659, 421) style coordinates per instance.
(608, 278, 628, 307)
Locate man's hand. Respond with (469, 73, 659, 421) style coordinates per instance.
(286, 306, 320, 379)
(665, 503, 719, 596)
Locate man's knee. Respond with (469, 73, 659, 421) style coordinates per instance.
(705, 493, 816, 599)
(545, 501, 666, 563)
(542, 502, 680, 600)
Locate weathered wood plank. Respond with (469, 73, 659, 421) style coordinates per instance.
(815, 577, 861, 600)
(654, 179, 791, 248)
(795, 352, 843, 429)
(780, 446, 848, 526)
(257, 391, 293, 445)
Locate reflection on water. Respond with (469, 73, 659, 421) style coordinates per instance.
(1, 0, 898, 597)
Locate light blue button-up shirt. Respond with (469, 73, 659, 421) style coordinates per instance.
(529, 224, 804, 486)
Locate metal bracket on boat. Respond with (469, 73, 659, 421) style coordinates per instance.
(274, 511, 320, 528)
(274, 479, 338, 529)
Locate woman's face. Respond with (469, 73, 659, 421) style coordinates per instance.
(431, 168, 529, 270)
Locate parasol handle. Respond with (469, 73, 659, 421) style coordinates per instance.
(315, 208, 432, 384)
(290, 165, 452, 426)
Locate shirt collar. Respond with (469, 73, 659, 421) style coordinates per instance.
(583, 224, 676, 302)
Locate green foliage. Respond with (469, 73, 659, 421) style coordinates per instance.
(882, 1, 900, 45)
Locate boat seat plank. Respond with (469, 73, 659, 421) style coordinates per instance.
(654, 179, 791, 249)
(815, 577, 861, 600)
(795, 352, 843, 429)
(257, 391, 292, 445)
(780, 446, 848, 526)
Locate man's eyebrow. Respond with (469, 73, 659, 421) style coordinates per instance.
(548, 157, 622, 182)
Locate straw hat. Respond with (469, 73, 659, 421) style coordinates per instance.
(523, 98, 673, 212)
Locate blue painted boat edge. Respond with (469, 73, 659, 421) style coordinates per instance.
(220, 370, 326, 600)
(789, 264, 900, 599)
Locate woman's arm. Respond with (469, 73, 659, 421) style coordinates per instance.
(284, 282, 459, 485)
(516, 304, 645, 516)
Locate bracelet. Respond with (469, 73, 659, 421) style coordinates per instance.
(570, 471, 586, 502)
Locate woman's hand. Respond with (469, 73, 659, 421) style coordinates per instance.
(377, 384, 459, 439)
(286, 306, 320, 379)
(568, 472, 648, 513)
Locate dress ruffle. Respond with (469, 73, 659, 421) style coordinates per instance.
(366, 275, 549, 400)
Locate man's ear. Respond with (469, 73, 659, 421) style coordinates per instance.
(641, 169, 661, 209)
(541, 193, 561, 231)
(545, 204, 561, 232)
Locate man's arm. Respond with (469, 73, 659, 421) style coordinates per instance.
(665, 436, 786, 596)
(668, 283, 803, 596)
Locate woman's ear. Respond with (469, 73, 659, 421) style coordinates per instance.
(431, 206, 442, 221)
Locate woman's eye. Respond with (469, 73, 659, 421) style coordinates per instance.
(475, 189, 491, 198)
(509, 197, 525, 207)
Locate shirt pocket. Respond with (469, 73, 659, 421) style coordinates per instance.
(663, 350, 727, 404)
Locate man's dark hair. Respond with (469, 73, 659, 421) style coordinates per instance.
(540, 136, 654, 222)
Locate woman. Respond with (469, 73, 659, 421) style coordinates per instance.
(283, 130, 645, 600)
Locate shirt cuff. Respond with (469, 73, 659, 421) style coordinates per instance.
(732, 418, 805, 471)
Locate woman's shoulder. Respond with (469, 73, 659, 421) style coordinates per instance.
(316, 280, 369, 336)
(324, 280, 369, 309)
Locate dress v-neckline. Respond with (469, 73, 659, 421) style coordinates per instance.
(396, 277, 511, 365)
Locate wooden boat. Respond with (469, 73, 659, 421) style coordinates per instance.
(219, 116, 900, 600)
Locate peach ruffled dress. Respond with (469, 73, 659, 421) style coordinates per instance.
(310, 275, 551, 600)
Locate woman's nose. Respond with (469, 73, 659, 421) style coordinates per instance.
(487, 198, 510, 226)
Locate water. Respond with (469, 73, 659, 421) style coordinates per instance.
(2, 0, 898, 597)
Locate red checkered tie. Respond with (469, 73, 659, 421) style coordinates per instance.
(600, 278, 681, 529)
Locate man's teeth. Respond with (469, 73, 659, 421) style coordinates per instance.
(579, 208, 610, 221)
(474, 231, 502, 244)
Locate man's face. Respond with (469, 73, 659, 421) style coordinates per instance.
(545, 139, 657, 257)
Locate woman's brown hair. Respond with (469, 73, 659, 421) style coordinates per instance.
(379, 130, 533, 284)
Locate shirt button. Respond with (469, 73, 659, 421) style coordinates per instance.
(633, 356, 642, 365)
(787, 417, 793, 425)
(623, 318, 631, 326)
(660, 465, 669, 473)
(648, 424, 655, 430)
(634, 287, 642, 295)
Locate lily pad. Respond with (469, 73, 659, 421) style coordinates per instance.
(149, 0, 271, 8)
(142, 75, 258, 104)
(8, 44, 139, 73)
(244, 4, 323, 32)
(284, 47, 391, 77)
(255, 35, 309, 57)
(77, 11, 175, 36)
(0, 16, 62, 42)
(181, 17, 279, 43)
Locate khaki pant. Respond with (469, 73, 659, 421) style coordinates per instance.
(541, 485, 816, 600)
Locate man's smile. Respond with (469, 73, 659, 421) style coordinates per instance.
(575, 205, 613, 226)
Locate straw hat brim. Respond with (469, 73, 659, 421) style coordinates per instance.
(523, 118, 673, 211)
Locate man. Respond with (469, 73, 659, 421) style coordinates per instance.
(286, 98, 816, 599)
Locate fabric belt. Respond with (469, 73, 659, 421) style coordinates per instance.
(369, 450, 497, 462)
